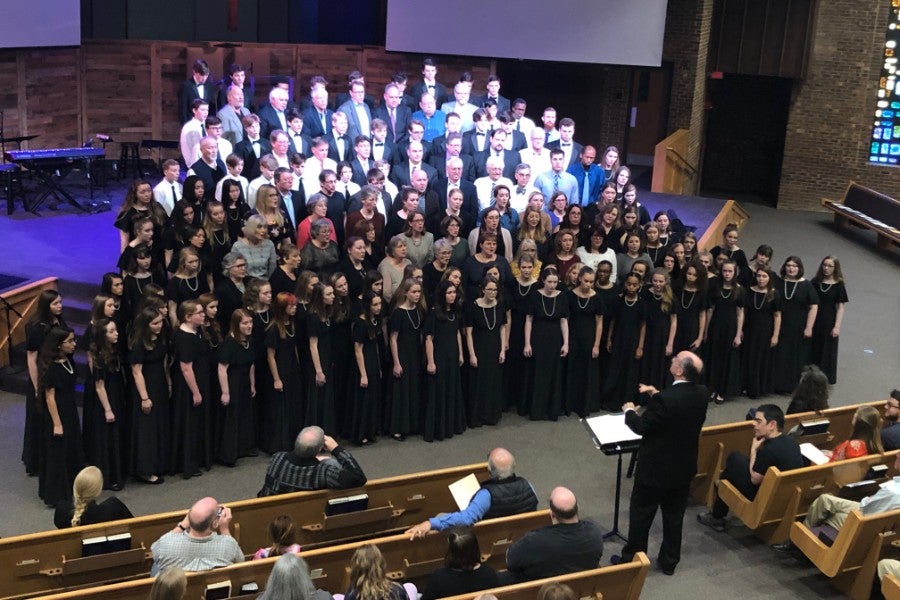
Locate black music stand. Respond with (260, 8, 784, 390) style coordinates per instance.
(141, 139, 179, 175)
(583, 414, 642, 543)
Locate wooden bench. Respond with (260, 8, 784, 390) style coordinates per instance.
(821, 181, 900, 251)
(1, 462, 489, 600)
(38, 510, 554, 600)
(883, 572, 900, 600)
(716, 450, 899, 543)
(690, 400, 885, 507)
(440, 554, 650, 600)
(792, 508, 900, 600)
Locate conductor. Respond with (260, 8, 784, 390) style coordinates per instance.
(613, 351, 708, 575)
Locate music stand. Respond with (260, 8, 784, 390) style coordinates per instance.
(583, 414, 641, 543)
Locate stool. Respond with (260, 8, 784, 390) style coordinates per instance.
(118, 142, 141, 180)
(0, 163, 24, 215)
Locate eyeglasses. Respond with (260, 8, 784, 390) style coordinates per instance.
(887, 403, 900, 410)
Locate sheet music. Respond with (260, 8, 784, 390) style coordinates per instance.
(448, 473, 481, 510)
(583, 413, 642, 448)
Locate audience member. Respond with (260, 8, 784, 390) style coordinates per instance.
(150, 497, 244, 575)
(881, 390, 900, 451)
(259, 553, 334, 600)
(253, 514, 302, 559)
(53, 465, 133, 529)
(147, 567, 187, 600)
(421, 527, 500, 600)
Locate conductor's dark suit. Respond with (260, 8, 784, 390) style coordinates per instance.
(620, 380, 708, 573)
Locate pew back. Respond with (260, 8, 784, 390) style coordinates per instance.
(1, 462, 489, 600)
(439, 553, 651, 600)
(39, 510, 553, 600)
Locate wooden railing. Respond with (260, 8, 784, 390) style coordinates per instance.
(0, 277, 57, 368)
(696, 199, 749, 251)
(651, 129, 697, 195)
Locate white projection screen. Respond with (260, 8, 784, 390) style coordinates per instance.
(386, 0, 668, 67)
(0, 0, 81, 48)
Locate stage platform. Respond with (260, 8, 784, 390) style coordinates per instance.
(0, 180, 740, 287)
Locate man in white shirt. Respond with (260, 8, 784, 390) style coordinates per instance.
(303, 138, 337, 198)
(547, 117, 583, 168)
(519, 128, 551, 175)
(511, 98, 536, 137)
(180, 99, 209, 166)
(541, 107, 559, 144)
(214, 154, 249, 202)
(268, 129, 292, 169)
(153, 159, 182, 217)
(338, 80, 372, 141)
(474, 156, 514, 212)
(510, 163, 538, 213)
(441, 82, 478, 132)
(248, 154, 279, 206)
(190, 117, 233, 166)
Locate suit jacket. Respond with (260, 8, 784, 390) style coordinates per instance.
(546, 140, 584, 168)
(372, 105, 412, 144)
(624, 382, 709, 489)
(327, 134, 353, 163)
(279, 189, 306, 238)
(474, 149, 519, 179)
(429, 153, 477, 183)
(178, 79, 217, 124)
(217, 85, 255, 114)
(288, 132, 312, 158)
(301, 107, 334, 140)
(334, 92, 377, 111)
(257, 104, 288, 139)
(391, 162, 438, 188)
(337, 100, 374, 141)
(477, 94, 511, 114)
(506, 130, 527, 152)
(432, 179, 479, 224)
(462, 129, 491, 156)
(393, 139, 433, 166)
(410, 80, 449, 107)
(234, 137, 272, 180)
(217, 105, 251, 146)
(350, 156, 373, 186)
(369, 139, 396, 165)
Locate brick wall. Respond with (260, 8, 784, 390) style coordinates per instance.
(779, 0, 900, 210)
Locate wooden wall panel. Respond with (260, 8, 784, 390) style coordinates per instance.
(22, 49, 81, 149)
(0, 53, 21, 140)
(83, 41, 153, 146)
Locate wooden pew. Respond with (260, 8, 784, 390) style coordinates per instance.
(716, 450, 899, 543)
(791, 508, 900, 600)
(39, 510, 554, 600)
(440, 554, 651, 600)
(691, 400, 885, 506)
(1, 462, 489, 600)
(883, 573, 900, 600)
(821, 181, 900, 252)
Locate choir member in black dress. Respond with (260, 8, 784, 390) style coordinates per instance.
(640, 269, 675, 391)
(681, 232, 698, 263)
(300, 219, 341, 275)
(516, 205, 550, 262)
(162, 203, 202, 272)
(387, 278, 427, 440)
(673, 261, 709, 353)
(744, 244, 774, 289)
(742, 269, 782, 399)
(330, 272, 356, 436)
(307, 281, 337, 434)
(215, 251, 249, 330)
(565, 266, 604, 417)
(221, 179, 251, 242)
(339, 237, 370, 301)
(559, 203, 587, 248)
(423, 239, 453, 301)
(253, 184, 293, 250)
(810, 256, 848, 384)
(217, 308, 257, 466)
(592, 203, 622, 253)
(203, 200, 232, 284)
(24, 293, 67, 475)
(171, 300, 212, 478)
(100, 272, 127, 342)
(54, 466, 133, 529)
(349, 292, 386, 446)
(80, 294, 116, 467)
(772, 256, 819, 393)
(620, 184, 652, 227)
(616, 232, 652, 284)
(353, 219, 385, 271)
(704, 260, 745, 404)
(38, 326, 82, 507)
(653, 211, 679, 247)
(114, 179, 167, 254)
(422, 281, 466, 442)
(505, 255, 536, 413)
(269, 242, 301, 298)
(465, 276, 508, 427)
(198, 293, 224, 459)
(661, 250, 682, 283)
(601, 273, 647, 411)
(630, 260, 650, 286)
(461, 231, 514, 299)
(87, 318, 126, 490)
(710, 224, 750, 284)
(122, 244, 164, 323)
(180, 175, 207, 228)
(129, 307, 169, 484)
(265, 293, 304, 451)
(117, 217, 167, 284)
(166, 247, 210, 325)
(523, 266, 570, 421)
(547, 229, 579, 284)
(244, 278, 273, 452)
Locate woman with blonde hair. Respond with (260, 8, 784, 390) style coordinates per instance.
(148, 567, 187, 600)
(827, 405, 883, 462)
(345, 544, 413, 600)
(253, 183, 291, 249)
(53, 466, 132, 529)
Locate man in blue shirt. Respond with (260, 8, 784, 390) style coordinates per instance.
(567, 145, 606, 207)
(405, 448, 538, 538)
(411, 93, 446, 143)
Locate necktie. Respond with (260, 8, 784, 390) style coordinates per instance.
(345, 185, 350, 199)
(562, 143, 571, 147)
(320, 111, 327, 131)
(582, 172, 590, 206)
(171, 183, 179, 202)
(201, 124, 206, 137)
(516, 120, 521, 132)
(553, 173, 560, 192)
(389, 108, 397, 140)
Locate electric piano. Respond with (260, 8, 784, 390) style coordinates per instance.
(4, 147, 105, 214)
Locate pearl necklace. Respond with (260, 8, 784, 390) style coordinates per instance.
(213, 230, 227, 246)
(257, 309, 270, 324)
(624, 295, 638, 307)
(540, 292, 557, 317)
(720, 286, 733, 299)
(185, 275, 199, 292)
(648, 246, 662, 263)
(819, 282, 833, 293)
(783, 280, 799, 301)
(753, 289, 766, 310)
(405, 308, 421, 330)
(59, 358, 74, 374)
(680, 289, 695, 309)
(576, 292, 592, 309)
(517, 282, 533, 296)
(482, 304, 497, 330)
(285, 322, 295, 338)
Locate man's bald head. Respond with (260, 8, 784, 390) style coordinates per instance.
(187, 497, 219, 532)
(549, 486, 578, 522)
(672, 351, 703, 383)
(487, 448, 515, 478)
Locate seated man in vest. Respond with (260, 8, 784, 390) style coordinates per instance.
(697, 403, 805, 532)
(257, 426, 367, 496)
(504, 486, 604, 582)
(773, 452, 900, 552)
(150, 497, 244, 575)
(405, 448, 538, 539)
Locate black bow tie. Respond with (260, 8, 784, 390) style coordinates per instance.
(375, 143, 384, 146)
(476, 132, 485, 137)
